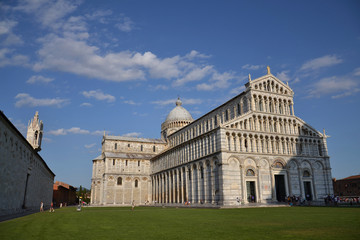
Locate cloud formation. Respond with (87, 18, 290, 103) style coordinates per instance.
(48, 127, 106, 136)
(242, 64, 264, 70)
(15, 93, 69, 108)
(307, 76, 359, 99)
(27, 75, 54, 84)
(14, 0, 80, 29)
(300, 55, 343, 71)
(0, 48, 29, 67)
(81, 90, 115, 102)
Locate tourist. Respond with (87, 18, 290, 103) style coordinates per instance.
(40, 201, 44, 212)
(49, 202, 54, 212)
(132, 200, 135, 211)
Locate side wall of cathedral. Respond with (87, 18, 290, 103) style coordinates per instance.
(0, 112, 54, 216)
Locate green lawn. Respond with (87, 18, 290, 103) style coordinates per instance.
(0, 206, 359, 240)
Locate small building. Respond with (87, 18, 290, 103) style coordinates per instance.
(333, 175, 360, 197)
(0, 111, 55, 216)
(52, 181, 77, 207)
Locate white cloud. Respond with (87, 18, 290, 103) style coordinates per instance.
(85, 143, 96, 149)
(123, 100, 139, 105)
(34, 35, 146, 81)
(353, 67, 360, 76)
(300, 55, 343, 71)
(48, 127, 106, 136)
(81, 90, 115, 102)
(14, 0, 80, 29)
(0, 48, 29, 67)
(33, 35, 232, 87)
(242, 64, 264, 70)
(80, 102, 92, 107)
(27, 75, 54, 84)
(0, 20, 23, 46)
(173, 65, 213, 86)
(122, 132, 142, 137)
(48, 128, 67, 135)
(0, 20, 17, 35)
(196, 71, 235, 91)
(115, 16, 134, 32)
(15, 93, 69, 108)
(276, 70, 291, 82)
(67, 127, 90, 134)
(307, 76, 359, 98)
(185, 50, 211, 59)
(85, 10, 113, 21)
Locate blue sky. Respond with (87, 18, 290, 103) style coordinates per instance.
(1, 0, 359, 189)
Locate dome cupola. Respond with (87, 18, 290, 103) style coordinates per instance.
(161, 98, 193, 140)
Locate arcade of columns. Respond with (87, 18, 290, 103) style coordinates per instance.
(151, 159, 220, 204)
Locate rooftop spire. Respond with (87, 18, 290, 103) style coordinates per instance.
(267, 66, 271, 74)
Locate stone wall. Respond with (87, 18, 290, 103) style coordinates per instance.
(0, 112, 54, 216)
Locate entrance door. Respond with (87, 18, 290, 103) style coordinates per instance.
(304, 181, 312, 201)
(246, 181, 256, 202)
(275, 175, 286, 202)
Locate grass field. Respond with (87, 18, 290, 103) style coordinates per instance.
(0, 206, 359, 240)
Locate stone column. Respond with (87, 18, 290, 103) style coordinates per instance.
(185, 167, 190, 202)
(172, 171, 176, 203)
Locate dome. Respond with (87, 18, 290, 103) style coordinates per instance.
(164, 98, 193, 122)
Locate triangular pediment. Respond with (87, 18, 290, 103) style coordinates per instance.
(245, 73, 294, 97)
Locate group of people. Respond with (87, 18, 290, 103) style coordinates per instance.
(324, 195, 360, 206)
(39, 201, 55, 212)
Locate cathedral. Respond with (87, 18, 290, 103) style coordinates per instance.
(90, 67, 333, 206)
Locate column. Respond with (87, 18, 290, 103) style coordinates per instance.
(204, 163, 208, 203)
(172, 171, 176, 203)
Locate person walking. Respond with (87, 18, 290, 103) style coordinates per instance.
(131, 200, 135, 211)
(49, 202, 55, 212)
(40, 201, 44, 212)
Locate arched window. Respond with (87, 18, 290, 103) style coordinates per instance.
(113, 159, 115, 165)
(138, 161, 140, 167)
(153, 145, 156, 152)
(225, 110, 229, 121)
(274, 162, 284, 168)
(135, 179, 138, 188)
(303, 170, 311, 177)
(141, 145, 143, 151)
(115, 143, 117, 150)
(246, 169, 255, 176)
(117, 177, 122, 185)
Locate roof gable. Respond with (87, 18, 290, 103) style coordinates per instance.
(246, 73, 294, 97)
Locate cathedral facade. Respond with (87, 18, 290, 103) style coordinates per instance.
(91, 68, 333, 206)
